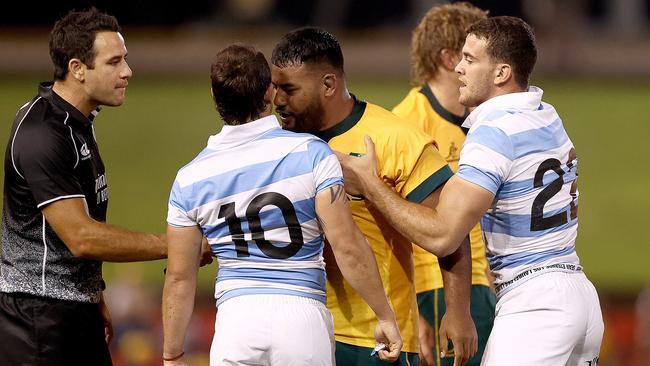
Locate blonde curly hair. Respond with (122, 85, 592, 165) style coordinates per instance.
(411, 2, 488, 85)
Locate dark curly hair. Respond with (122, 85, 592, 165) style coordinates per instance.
(271, 27, 344, 73)
(49, 8, 120, 81)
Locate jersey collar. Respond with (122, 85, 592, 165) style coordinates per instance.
(462, 86, 544, 129)
(315, 95, 366, 142)
(38, 82, 98, 127)
(207, 114, 280, 150)
(419, 84, 469, 130)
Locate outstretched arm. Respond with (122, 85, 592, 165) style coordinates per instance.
(315, 184, 402, 362)
(42, 198, 167, 261)
(335, 135, 494, 258)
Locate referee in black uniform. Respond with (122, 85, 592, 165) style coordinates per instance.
(0, 9, 178, 365)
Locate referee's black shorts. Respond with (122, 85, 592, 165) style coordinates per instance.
(0, 292, 112, 366)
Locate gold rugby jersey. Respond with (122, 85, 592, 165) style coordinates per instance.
(392, 85, 490, 293)
(317, 96, 453, 352)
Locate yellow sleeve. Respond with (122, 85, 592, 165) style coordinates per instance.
(374, 124, 453, 203)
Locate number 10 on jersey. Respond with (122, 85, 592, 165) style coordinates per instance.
(218, 192, 305, 259)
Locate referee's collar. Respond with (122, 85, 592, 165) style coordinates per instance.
(38, 82, 99, 126)
(208, 115, 280, 149)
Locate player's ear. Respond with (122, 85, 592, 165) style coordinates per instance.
(494, 63, 513, 86)
(439, 49, 460, 71)
(322, 73, 337, 98)
(68, 58, 86, 82)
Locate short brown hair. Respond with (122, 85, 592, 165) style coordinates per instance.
(467, 16, 537, 88)
(411, 2, 487, 84)
(49, 8, 120, 81)
(210, 44, 271, 125)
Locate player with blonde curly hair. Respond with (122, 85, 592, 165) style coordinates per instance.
(392, 3, 494, 366)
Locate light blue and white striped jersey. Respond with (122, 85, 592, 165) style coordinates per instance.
(167, 115, 343, 305)
(457, 87, 580, 296)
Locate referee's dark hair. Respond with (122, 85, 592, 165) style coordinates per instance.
(271, 27, 344, 74)
(49, 8, 120, 81)
(210, 44, 271, 125)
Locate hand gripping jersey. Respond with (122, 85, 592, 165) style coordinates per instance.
(393, 85, 491, 293)
(315, 96, 453, 353)
(167, 115, 342, 305)
(457, 87, 581, 296)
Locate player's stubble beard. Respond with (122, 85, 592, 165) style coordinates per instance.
(282, 97, 326, 134)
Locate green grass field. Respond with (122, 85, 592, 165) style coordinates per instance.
(0, 75, 648, 294)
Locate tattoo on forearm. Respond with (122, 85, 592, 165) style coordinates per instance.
(329, 185, 345, 203)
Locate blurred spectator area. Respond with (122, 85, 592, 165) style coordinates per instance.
(0, 0, 649, 77)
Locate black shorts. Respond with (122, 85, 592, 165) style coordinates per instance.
(0, 292, 112, 366)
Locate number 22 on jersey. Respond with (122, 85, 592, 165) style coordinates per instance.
(531, 148, 578, 231)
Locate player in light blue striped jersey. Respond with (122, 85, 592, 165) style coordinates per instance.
(336, 17, 603, 366)
(161, 44, 401, 366)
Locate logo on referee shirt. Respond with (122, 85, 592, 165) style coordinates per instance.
(80, 143, 91, 160)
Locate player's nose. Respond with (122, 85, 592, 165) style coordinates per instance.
(273, 91, 285, 108)
(454, 62, 463, 75)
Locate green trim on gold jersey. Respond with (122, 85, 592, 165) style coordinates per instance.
(316, 96, 366, 142)
(405, 165, 453, 203)
(419, 84, 468, 132)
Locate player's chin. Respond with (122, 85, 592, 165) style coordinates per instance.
(458, 94, 469, 107)
(458, 91, 474, 108)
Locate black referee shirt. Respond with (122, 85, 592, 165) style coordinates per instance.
(1, 82, 108, 303)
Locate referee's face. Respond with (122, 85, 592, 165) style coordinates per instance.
(271, 63, 324, 133)
(84, 31, 132, 109)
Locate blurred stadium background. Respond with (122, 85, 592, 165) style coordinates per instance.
(1, 0, 649, 365)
